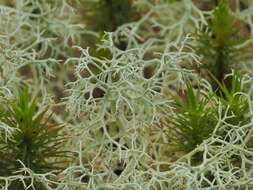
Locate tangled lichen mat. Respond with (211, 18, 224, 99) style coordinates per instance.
(0, 0, 253, 189)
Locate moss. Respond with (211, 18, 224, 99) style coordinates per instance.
(194, 0, 247, 92)
(0, 87, 70, 189)
(167, 82, 217, 153)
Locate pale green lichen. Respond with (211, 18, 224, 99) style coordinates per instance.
(0, 0, 253, 190)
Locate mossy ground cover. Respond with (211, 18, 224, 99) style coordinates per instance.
(0, 0, 253, 189)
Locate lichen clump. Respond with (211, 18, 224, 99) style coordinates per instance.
(0, 0, 252, 189)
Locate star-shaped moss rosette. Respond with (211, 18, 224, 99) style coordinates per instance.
(0, 87, 70, 189)
(194, 0, 249, 92)
(214, 72, 250, 127)
(168, 82, 217, 154)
